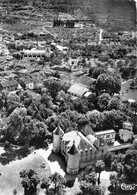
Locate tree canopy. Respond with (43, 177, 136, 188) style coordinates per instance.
(96, 73, 121, 95)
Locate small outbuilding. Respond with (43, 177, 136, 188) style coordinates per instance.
(67, 83, 89, 97)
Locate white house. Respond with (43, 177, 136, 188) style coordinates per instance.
(22, 45, 51, 58)
(123, 121, 133, 131)
(119, 129, 134, 142)
(95, 129, 116, 144)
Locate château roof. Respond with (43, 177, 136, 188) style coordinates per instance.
(86, 134, 97, 144)
(67, 141, 79, 155)
(62, 131, 96, 151)
(53, 125, 64, 136)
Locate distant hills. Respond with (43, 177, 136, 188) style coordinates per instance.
(49, 0, 136, 31)
(1, 0, 136, 31)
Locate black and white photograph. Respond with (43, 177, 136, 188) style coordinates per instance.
(0, 0, 136, 194)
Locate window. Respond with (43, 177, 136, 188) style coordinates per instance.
(106, 134, 110, 138)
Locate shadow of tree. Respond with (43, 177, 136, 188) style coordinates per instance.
(0, 146, 31, 165)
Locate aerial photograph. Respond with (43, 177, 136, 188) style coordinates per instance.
(0, 0, 136, 195)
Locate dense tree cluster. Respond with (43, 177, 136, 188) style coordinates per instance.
(20, 170, 66, 195)
(19, 169, 40, 195)
(89, 67, 107, 79)
(78, 161, 105, 195)
(96, 73, 121, 95)
(105, 147, 137, 194)
(1, 71, 135, 147)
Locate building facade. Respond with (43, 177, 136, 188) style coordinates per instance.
(52, 127, 109, 174)
(95, 129, 116, 144)
(22, 45, 51, 58)
(0, 79, 18, 91)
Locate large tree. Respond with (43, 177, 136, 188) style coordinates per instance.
(78, 169, 97, 186)
(95, 160, 105, 185)
(107, 96, 121, 110)
(78, 165, 102, 195)
(41, 177, 51, 194)
(109, 171, 119, 194)
(103, 109, 127, 130)
(79, 181, 102, 195)
(5, 112, 24, 143)
(48, 172, 66, 195)
(86, 110, 104, 131)
(96, 73, 121, 95)
(91, 67, 107, 79)
(19, 169, 40, 195)
(97, 93, 111, 111)
(44, 80, 63, 100)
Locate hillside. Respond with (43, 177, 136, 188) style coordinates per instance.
(49, 0, 136, 31)
(1, 0, 136, 31)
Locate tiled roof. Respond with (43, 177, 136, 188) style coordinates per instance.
(68, 83, 89, 97)
(0, 79, 18, 87)
(76, 76, 96, 87)
(62, 131, 96, 152)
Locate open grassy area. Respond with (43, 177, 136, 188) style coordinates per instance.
(0, 152, 51, 195)
(121, 79, 137, 102)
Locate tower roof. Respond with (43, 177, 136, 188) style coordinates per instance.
(53, 125, 64, 136)
(67, 141, 79, 155)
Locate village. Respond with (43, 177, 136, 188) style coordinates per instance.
(0, 1, 137, 195)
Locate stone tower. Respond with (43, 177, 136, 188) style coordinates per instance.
(66, 141, 80, 174)
(52, 125, 64, 153)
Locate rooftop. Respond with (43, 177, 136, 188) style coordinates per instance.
(75, 76, 96, 87)
(67, 83, 89, 97)
(62, 131, 96, 151)
(0, 79, 18, 87)
(53, 126, 64, 136)
(95, 129, 116, 136)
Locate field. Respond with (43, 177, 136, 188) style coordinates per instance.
(0, 152, 51, 195)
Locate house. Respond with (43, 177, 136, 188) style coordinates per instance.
(119, 129, 134, 142)
(18, 76, 34, 90)
(52, 126, 108, 174)
(75, 75, 96, 90)
(0, 79, 18, 91)
(123, 121, 133, 131)
(67, 83, 89, 97)
(22, 45, 51, 58)
(95, 129, 116, 145)
(119, 121, 134, 142)
(25, 89, 41, 100)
